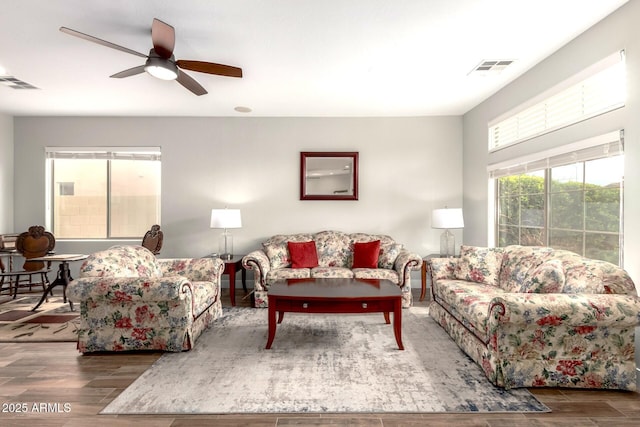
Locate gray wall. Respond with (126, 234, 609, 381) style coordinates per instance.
(12, 116, 463, 284)
(462, 0, 640, 285)
(0, 113, 13, 234)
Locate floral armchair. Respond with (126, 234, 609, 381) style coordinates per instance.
(67, 245, 224, 353)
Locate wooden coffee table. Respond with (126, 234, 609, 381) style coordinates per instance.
(266, 278, 404, 350)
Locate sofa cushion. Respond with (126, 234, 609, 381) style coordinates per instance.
(378, 243, 402, 269)
(454, 245, 504, 287)
(311, 267, 354, 279)
(352, 240, 380, 268)
(550, 250, 604, 294)
(314, 231, 351, 267)
(499, 245, 555, 292)
(288, 241, 319, 268)
(266, 268, 311, 282)
(353, 268, 399, 284)
(519, 259, 565, 293)
(263, 233, 313, 269)
(563, 264, 605, 294)
(263, 242, 291, 269)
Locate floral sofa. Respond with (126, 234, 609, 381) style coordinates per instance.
(67, 245, 224, 353)
(242, 230, 422, 308)
(429, 244, 640, 390)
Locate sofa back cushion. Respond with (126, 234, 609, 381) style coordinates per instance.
(263, 233, 313, 269)
(79, 245, 162, 278)
(313, 230, 352, 267)
(551, 250, 607, 294)
(287, 241, 319, 268)
(498, 245, 555, 292)
(519, 259, 566, 293)
(453, 245, 504, 287)
(601, 263, 637, 295)
(349, 233, 401, 269)
(499, 246, 635, 295)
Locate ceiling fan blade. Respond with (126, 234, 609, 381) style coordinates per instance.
(176, 70, 208, 96)
(110, 65, 146, 78)
(176, 60, 243, 78)
(151, 18, 175, 59)
(59, 27, 148, 58)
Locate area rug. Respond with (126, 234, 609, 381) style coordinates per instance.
(101, 306, 550, 414)
(0, 295, 79, 342)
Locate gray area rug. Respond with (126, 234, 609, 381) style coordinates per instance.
(101, 306, 550, 414)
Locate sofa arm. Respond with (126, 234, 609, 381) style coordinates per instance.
(243, 250, 271, 290)
(489, 293, 640, 328)
(158, 257, 224, 283)
(430, 257, 459, 280)
(68, 276, 193, 303)
(393, 249, 423, 286)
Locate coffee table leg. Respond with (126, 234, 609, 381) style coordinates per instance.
(277, 311, 285, 323)
(266, 299, 277, 349)
(393, 299, 404, 350)
(383, 312, 390, 324)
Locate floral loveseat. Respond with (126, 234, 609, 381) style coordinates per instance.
(67, 245, 224, 353)
(242, 230, 422, 308)
(429, 245, 640, 390)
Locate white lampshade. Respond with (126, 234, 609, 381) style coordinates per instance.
(210, 209, 242, 229)
(431, 208, 464, 229)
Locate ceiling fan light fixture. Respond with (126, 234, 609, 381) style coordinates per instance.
(144, 56, 178, 80)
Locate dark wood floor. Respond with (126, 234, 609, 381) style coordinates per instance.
(1, 288, 639, 427)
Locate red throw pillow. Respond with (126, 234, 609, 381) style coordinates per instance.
(287, 241, 319, 269)
(352, 240, 381, 268)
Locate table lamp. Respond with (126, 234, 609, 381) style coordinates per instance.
(210, 208, 242, 260)
(431, 208, 464, 257)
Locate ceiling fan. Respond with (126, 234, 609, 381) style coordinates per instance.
(59, 18, 243, 96)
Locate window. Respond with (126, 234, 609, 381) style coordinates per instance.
(491, 132, 623, 265)
(489, 51, 626, 151)
(46, 148, 161, 239)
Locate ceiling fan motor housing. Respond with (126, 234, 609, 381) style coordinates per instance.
(145, 49, 178, 80)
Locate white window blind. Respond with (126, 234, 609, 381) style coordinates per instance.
(45, 147, 161, 161)
(488, 130, 623, 179)
(489, 51, 626, 151)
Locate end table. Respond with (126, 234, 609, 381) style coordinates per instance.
(216, 255, 247, 306)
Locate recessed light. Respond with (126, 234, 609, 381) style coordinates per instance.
(234, 106, 252, 113)
(0, 65, 7, 75)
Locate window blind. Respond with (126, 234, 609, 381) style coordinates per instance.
(489, 51, 626, 151)
(488, 130, 623, 179)
(45, 147, 161, 161)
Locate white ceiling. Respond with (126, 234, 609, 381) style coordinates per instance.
(0, 0, 628, 117)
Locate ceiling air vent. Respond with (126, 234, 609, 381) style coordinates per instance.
(0, 76, 39, 89)
(469, 60, 514, 76)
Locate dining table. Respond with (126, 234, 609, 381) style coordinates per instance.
(28, 253, 88, 312)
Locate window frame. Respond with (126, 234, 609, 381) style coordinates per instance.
(493, 139, 624, 266)
(45, 147, 161, 240)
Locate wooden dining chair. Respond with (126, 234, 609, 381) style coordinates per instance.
(141, 224, 163, 255)
(2, 226, 55, 298)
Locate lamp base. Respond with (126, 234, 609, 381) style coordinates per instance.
(219, 230, 234, 260)
(440, 229, 455, 258)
